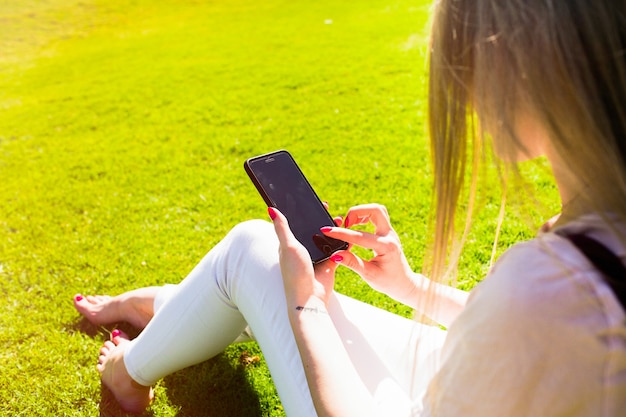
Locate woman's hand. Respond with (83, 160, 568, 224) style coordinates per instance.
(269, 206, 379, 417)
(320, 204, 418, 304)
(269, 206, 339, 309)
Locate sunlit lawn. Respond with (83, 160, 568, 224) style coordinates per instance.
(0, 0, 559, 415)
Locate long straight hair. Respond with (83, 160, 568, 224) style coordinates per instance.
(426, 0, 626, 283)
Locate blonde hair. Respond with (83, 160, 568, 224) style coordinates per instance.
(425, 0, 626, 284)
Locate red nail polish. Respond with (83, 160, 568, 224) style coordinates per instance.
(74, 295, 83, 302)
(111, 329, 121, 338)
(330, 254, 343, 263)
(320, 226, 333, 233)
(268, 207, 277, 220)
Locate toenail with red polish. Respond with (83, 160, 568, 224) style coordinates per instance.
(112, 329, 121, 338)
(75, 295, 83, 302)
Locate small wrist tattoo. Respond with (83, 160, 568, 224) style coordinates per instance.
(295, 306, 328, 314)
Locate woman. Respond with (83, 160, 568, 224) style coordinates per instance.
(74, 0, 626, 415)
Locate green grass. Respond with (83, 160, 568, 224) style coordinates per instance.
(0, 0, 560, 415)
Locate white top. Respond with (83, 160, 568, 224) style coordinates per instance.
(422, 215, 626, 416)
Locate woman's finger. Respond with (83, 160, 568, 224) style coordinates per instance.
(314, 256, 340, 280)
(321, 226, 390, 254)
(269, 207, 289, 241)
(328, 249, 368, 277)
(344, 204, 392, 235)
(269, 207, 301, 252)
(269, 206, 314, 268)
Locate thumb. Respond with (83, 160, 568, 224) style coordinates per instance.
(269, 206, 314, 270)
(332, 250, 367, 277)
(268, 206, 293, 246)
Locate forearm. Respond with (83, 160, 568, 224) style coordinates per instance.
(288, 298, 377, 417)
(271, 206, 377, 415)
(315, 216, 468, 328)
(396, 273, 469, 328)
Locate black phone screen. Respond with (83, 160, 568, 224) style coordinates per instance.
(244, 150, 348, 264)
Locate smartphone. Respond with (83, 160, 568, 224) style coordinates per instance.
(244, 150, 348, 264)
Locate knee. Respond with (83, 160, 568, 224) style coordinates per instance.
(220, 220, 278, 265)
(227, 219, 275, 246)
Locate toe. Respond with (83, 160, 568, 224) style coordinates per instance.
(73, 293, 120, 325)
(73, 294, 88, 311)
(111, 329, 130, 344)
(86, 295, 100, 304)
(102, 340, 116, 351)
(73, 294, 92, 312)
(86, 295, 108, 304)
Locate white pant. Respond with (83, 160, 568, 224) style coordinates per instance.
(124, 220, 446, 416)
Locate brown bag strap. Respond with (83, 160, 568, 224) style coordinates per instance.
(556, 231, 626, 312)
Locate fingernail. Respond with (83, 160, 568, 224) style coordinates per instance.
(330, 254, 343, 263)
(320, 226, 332, 233)
(344, 218, 350, 228)
(111, 329, 121, 338)
(74, 295, 83, 302)
(268, 207, 277, 220)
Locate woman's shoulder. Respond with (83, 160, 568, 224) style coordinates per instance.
(485, 231, 597, 298)
(427, 217, 626, 417)
(467, 214, 626, 331)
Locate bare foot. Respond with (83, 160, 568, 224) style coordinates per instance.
(74, 287, 160, 329)
(98, 330, 154, 413)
